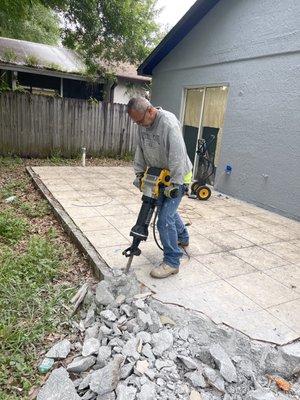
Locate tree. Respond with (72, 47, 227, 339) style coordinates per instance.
(0, 0, 163, 74)
(0, 1, 61, 45)
(60, 0, 161, 73)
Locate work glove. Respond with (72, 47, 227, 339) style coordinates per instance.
(164, 184, 180, 198)
(133, 172, 144, 191)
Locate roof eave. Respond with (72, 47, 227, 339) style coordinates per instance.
(0, 62, 103, 82)
(116, 74, 151, 83)
(138, 0, 220, 76)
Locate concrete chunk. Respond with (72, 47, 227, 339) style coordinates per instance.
(155, 359, 175, 371)
(152, 330, 173, 356)
(85, 322, 100, 339)
(100, 310, 117, 322)
(82, 338, 100, 357)
(136, 331, 152, 344)
(246, 388, 276, 400)
(134, 299, 146, 309)
(67, 356, 96, 373)
(78, 373, 92, 390)
(203, 366, 225, 393)
(81, 390, 97, 400)
(142, 343, 155, 360)
(97, 393, 116, 400)
(177, 355, 198, 370)
(115, 294, 126, 306)
(37, 367, 79, 400)
(116, 384, 137, 400)
(185, 370, 208, 389)
(189, 390, 202, 400)
(281, 341, 300, 371)
(137, 382, 156, 400)
(178, 327, 189, 340)
(137, 310, 153, 329)
(45, 339, 71, 359)
(135, 360, 149, 376)
(97, 345, 112, 367)
(84, 304, 96, 328)
(120, 362, 134, 379)
(209, 344, 237, 383)
(122, 338, 140, 360)
(90, 355, 124, 395)
(95, 281, 115, 306)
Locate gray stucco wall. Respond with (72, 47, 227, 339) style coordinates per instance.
(150, 0, 300, 219)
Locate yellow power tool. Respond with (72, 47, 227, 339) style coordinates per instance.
(122, 167, 178, 273)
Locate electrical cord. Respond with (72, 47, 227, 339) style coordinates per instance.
(152, 208, 163, 251)
(152, 206, 192, 252)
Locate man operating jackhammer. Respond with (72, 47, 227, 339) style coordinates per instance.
(127, 97, 193, 279)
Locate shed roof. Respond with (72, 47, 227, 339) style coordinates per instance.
(0, 36, 150, 82)
(138, 0, 220, 76)
(0, 36, 85, 74)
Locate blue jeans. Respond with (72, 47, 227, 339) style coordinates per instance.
(156, 185, 189, 268)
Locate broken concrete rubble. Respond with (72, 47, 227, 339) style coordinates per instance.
(116, 383, 137, 400)
(67, 355, 96, 373)
(122, 337, 140, 360)
(178, 355, 199, 370)
(97, 345, 112, 367)
(45, 339, 71, 359)
(137, 382, 156, 400)
(281, 341, 300, 374)
(209, 344, 237, 383)
(89, 355, 124, 395)
(246, 388, 277, 400)
(37, 367, 80, 400)
(96, 281, 115, 306)
(185, 370, 208, 389)
(38, 273, 300, 400)
(203, 366, 225, 393)
(82, 337, 100, 357)
(152, 329, 173, 356)
(189, 389, 202, 400)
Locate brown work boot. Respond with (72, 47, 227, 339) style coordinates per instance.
(150, 263, 179, 279)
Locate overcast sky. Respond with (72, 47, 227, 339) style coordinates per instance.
(156, 0, 197, 29)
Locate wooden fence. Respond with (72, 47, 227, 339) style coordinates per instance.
(0, 92, 139, 158)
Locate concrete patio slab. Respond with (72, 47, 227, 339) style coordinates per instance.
(31, 165, 300, 345)
(264, 264, 300, 294)
(226, 271, 299, 309)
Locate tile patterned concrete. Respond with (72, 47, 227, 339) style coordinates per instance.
(32, 166, 300, 344)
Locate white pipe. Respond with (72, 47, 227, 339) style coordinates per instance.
(82, 147, 86, 167)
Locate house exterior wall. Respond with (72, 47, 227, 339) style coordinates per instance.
(150, 0, 300, 219)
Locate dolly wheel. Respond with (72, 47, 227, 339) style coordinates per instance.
(196, 186, 211, 201)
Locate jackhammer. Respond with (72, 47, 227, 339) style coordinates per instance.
(122, 167, 178, 273)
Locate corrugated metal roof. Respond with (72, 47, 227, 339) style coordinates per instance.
(0, 36, 85, 74)
(138, 0, 221, 76)
(0, 36, 150, 82)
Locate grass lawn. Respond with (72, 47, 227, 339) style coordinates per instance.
(0, 155, 131, 399)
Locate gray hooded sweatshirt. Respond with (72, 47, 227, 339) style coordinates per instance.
(134, 108, 192, 185)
